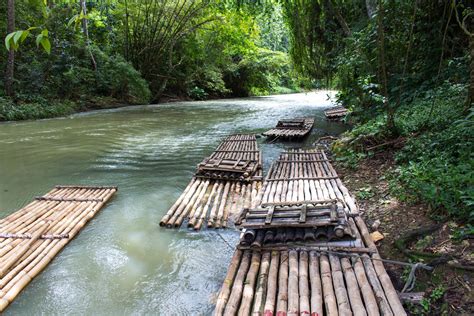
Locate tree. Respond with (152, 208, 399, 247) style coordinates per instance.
(123, 0, 212, 101)
(453, 0, 473, 108)
(5, 0, 15, 97)
(376, 0, 394, 132)
(80, 0, 97, 71)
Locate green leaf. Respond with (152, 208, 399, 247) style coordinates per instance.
(20, 30, 30, 43)
(13, 31, 23, 45)
(5, 32, 15, 51)
(41, 29, 48, 36)
(68, 14, 79, 27)
(36, 34, 43, 47)
(40, 38, 51, 54)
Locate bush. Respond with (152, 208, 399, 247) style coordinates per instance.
(334, 78, 473, 223)
(188, 87, 208, 100)
(94, 49, 151, 104)
(391, 105, 474, 222)
(0, 97, 78, 121)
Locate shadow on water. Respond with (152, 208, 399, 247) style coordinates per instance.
(0, 91, 348, 315)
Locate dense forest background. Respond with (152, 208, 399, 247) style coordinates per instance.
(0, 0, 312, 120)
(1, 1, 473, 226)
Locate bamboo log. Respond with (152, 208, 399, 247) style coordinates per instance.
(299, 251, 310, 316)
(350, 257, 379, 316)
(215, 182, 231, 228)
(309, 251, 323, 316)
(320, 255, 338, 316)
(263, 251, 280, 315)
(329, 254, 352, 315)
(215, 249, 243, 315)
(159, 179, 196, 225)
(288, 250, 299, 315)
(224, 250, 252, 315)
(361, 255, 393, 316)
(340, 257, 367, 316)
(238, 252, 261, 316)
(208, 182, 225, 228)
(354, 218, 405, 315)
(251, 251, 271, 315)
(276, 251, 289, 315)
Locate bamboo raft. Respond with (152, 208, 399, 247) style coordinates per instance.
(214, 217, 406, 316)
(0, 185, 117, 312)
(236, 149, 357, 245)
(324, 106, 348, 120)
(215, 149, 407, 315)
(159, 134, 263, 230)
(263, 118, 314, 139)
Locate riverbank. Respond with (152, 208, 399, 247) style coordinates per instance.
(0, 88, 310, 122)
(333, 149, 473, 315)
(0, 96, 138, 122)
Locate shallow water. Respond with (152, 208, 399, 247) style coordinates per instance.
(0, 92, 347, 315)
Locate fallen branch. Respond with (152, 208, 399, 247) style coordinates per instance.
(394, 224, 443, 260)
(365, 137, 406, 151)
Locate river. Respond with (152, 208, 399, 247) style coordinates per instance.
(0, 92, 347, 315)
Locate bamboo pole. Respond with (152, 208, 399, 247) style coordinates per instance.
(160, 178, 196, 226)
(361, 255, 393, 316)
(238, 252, 261, 315)
(263, 251, 279, 315)
(309, 251, 323, 316)
(351, 257, 380, 316)
(320, 255, 338, 316)
(276, 251, 289, 315)
(299, 251, 310, 316)
(215, 249, 243, 315)
(354, 217, 405, 315)
(215, 182, 231, 228)
(224, 250, 252, 315)
(341, 257, 367, 316)
(329, 254, 352, 315)
(208, 182, 225, 228)
(251, 251, 271, 315)
(288, 250, 299, 315)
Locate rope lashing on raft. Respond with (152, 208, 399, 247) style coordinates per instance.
(316, 249, 433, 293)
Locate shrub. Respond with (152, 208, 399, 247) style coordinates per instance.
(0, 97, 78, 121)
(334, 76, 473, 223)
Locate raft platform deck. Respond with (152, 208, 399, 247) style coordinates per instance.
(0, 185, 117, 312)
(236, 149, 357, 245)
(263, 118, 314, 139)
(214, 149, 407, 315)
(159, 134, 263, 230)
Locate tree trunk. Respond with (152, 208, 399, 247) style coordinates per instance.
(80, 0, 97, 71)
(124, 0, 130, 60)
(468, 35, 474, 109)
(5, 0, 15, 97)
(365, 0, 377, 18)
(325, 0, 351, 36)
(377, 0, 394, 131)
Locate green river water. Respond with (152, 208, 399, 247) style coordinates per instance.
(0, 92, 347, 315)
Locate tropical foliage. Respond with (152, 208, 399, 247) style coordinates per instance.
(0, 0, 306, 119)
